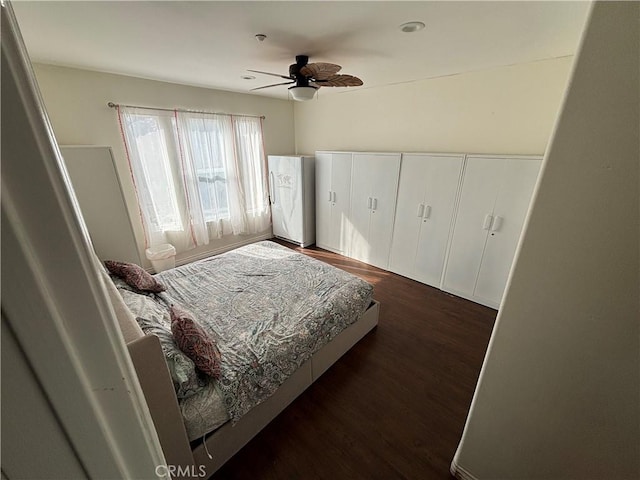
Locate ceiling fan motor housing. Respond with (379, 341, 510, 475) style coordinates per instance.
(289, 55, 311, 86)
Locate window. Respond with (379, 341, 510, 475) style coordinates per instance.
(126, 113, 182, 231)
(181, 115, 231, 222)
(118, 106, 270, 252)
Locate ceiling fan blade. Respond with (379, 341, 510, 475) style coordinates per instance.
(250, 81, 296, 91)
(314, 74, 363, 87)
(247, 69, 292, 80)
(300, 62, 342, 80)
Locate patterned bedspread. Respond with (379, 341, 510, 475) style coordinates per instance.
(156, 241, 373, 426)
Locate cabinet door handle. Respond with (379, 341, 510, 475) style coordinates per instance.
(482, 214, 493, 230)
(490, 215, 503, 232)
(329, 190, 332, 202)
(332, 191, 336, 203)
(367, 197, 372, 209)
(424, 205, 432, 219)
(417, 204, 425, 217)
(372, 198, 378, 210)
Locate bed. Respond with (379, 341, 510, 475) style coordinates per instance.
(102, 240, 379, 477)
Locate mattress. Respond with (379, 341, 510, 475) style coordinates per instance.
(121, 241, 373, 441)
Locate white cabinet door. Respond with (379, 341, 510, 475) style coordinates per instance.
(388, 156, 427, 277)
(443, 156, 541, 308)
(413, 155, 464, 287)
(349, 154, 374, 263)
(442, 157, 504, 299)
(474, 159, 541, 306)
(389, 154, 464, 287)
(330, 153, 353, 254)
(269, 155, 303, 243)
(315, 152, 332, 249)
(350, 153, 401, 269)
(315, 152, 352, 254)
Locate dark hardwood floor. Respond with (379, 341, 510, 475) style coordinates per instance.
(212, 242, 496, 480)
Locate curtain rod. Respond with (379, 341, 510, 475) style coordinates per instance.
(107, 102, 265, 120)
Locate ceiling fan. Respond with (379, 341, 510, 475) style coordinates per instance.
(248, 55, 363, 101)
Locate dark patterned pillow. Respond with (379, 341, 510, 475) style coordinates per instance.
(170, 304, 221, 379)
(104, 260, 166, 293)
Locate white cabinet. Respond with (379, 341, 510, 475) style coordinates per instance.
(389, 154, 464, 287)
(349, 153, 401, 269)
(61, 146, 141, 264)
(442, 155, 541, 308)
(315, 152, 353, 254)
(268, 155, 315, 247)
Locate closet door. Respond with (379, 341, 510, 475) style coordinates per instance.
(389, 154, 464, 286)
(442, 157, 503, 299)
(349, 154, 374, 263)
(330, 153, 353, 254)
(413, 155, 464, 287)
(367, 153, 401, 269)
(474, 159, 541, 306)
(315, 152, 332, 250)
(389, 155, 428, 277)
(350, 153, 400, 268)
(315, 152, 352, 254)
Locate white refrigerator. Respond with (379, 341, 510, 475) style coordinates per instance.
(268, 155, 315, 247)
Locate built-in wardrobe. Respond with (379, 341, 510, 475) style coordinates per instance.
(315, 151, 541, 309)
(315, 151, 401, 269)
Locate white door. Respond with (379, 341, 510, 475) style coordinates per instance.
(474, 159, 541, 306)
(389, 155, 428, 278)
(389, 154, 464, 286)
(350, 153, 400, 268)
(270, 156, 303, 243)
(349, 154, 374, 263)
(442, 157, 504, 299)
(315, 153, 332, 250)
(367, 154, 401, 269)
(330, 153, 353, 254)
(414, 155, 464, 287)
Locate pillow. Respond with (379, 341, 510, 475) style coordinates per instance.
(170, 304, 222, 379)
(104, 260, 166, 293)
(116, 287, 205, 399)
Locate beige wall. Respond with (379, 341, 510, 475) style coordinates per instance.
(294, 57, 573, 156)
(453, 2, 639, 478)
(33, 55, 573, 267)
(33, 64, 294, 266)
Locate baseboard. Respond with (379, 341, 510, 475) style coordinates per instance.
(450, 457, 479, 480)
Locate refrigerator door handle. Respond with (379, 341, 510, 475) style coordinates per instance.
(269, 172, 276, 204)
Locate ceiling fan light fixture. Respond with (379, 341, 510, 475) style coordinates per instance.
(289, 86, 318, 101)
(399, 21, 425, 33)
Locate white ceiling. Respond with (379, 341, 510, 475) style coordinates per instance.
(13, 1, 590, 100)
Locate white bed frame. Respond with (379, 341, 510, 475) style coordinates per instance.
(121, 295, 379, 478)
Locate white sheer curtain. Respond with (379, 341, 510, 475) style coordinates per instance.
(117, 106, 270, 253)
(231, 115, 271, 233)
